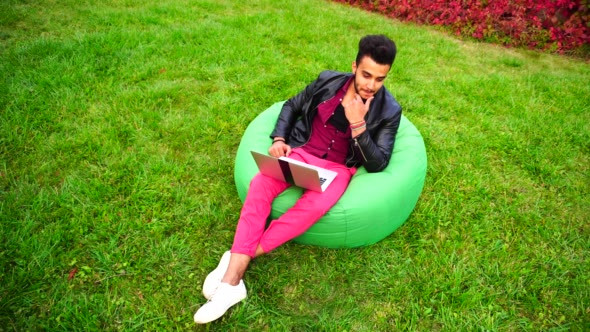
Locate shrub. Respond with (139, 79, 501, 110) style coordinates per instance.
(333, 0, 589, 55)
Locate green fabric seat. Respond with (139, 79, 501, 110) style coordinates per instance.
(234, 101, 427, 248)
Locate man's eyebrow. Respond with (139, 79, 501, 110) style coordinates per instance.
(362, 69, 387, 79)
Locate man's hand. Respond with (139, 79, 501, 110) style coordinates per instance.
(343, 94, 373, 123)
(269, 140, 292, 157)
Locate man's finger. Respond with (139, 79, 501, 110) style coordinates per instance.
(365, 96, 374, 109)
(269, 144, 281, 157)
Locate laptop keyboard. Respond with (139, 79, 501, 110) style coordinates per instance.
(319, 177, 327, 185)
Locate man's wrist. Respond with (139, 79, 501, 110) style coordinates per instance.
(272, 137, 285, 144)
(351, 127, 366, 138)
(350, 121, 366, 131)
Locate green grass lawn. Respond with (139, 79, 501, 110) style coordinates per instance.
(1, 0, 588, 330)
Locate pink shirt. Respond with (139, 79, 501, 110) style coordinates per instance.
(302, 77, 353, 165)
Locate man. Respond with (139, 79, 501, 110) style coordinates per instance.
(194, 35, 401, 324)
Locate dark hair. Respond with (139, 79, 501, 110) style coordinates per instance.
(355, 35, 397, 66)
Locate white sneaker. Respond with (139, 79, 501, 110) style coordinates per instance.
(193, 280, 247, 324)
(202, 251, 231, 300)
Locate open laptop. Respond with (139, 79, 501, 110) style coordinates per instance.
(250, 151, 338, 192)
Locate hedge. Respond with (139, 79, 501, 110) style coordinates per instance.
(333, 0, 589, 55)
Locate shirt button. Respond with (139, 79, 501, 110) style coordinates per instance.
(324, 125, 327, 128)
(331, 140, 334, 143)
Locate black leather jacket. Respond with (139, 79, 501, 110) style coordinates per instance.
(270, 70, 402, 172)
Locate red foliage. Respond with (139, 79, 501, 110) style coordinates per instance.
(333, 0, 589, 54)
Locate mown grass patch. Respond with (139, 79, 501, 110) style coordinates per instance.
(1, 0, 588, 330)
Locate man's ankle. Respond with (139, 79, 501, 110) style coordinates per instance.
(220, 275, 241, 286)
(254, 245, 265, 257)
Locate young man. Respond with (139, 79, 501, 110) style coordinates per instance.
(194, 35, 402, 324)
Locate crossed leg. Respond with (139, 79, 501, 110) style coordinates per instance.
(224, 153, 355, 285)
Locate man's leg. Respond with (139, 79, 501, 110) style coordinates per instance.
(219, 245, 263, 286)
(222, 172, 290, 284)
(195, 174, 289, 324)
(230, 173, 290, 258)
(258, 163, 355, 253)
(202, 173, 288, 298)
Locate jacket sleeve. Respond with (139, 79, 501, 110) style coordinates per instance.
(351, 104, 402, 172)
(269, 77, 318, 141)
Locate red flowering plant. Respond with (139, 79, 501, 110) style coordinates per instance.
(334, 0, 589, 56)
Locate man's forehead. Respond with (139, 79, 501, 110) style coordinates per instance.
(356, 56, 390, 74)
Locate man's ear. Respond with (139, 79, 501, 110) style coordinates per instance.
(351, 61, 357, 74)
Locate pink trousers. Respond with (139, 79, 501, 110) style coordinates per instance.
(231, 148, 356, 257)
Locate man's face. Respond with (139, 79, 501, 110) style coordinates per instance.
(352, 56, 391, 100)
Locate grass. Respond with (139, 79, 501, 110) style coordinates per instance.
(1, 0, 589, 330)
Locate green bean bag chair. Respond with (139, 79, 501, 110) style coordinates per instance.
(234, 101, 427, 248)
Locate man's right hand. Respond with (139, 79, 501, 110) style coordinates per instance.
(269, 140, 292, 157)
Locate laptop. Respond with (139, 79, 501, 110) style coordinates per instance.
(250, 151, 338, 192)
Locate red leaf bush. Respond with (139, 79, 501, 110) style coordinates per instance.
(333, 0, 589, 55)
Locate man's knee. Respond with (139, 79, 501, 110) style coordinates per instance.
(249, 173, 276, 190)
(248, 173, 289, 198)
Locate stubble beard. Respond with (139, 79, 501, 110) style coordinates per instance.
(353, 75, 368, 103)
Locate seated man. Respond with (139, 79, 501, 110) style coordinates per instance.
(194, 34, 402, 324)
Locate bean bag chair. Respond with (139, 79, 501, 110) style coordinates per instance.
(234, 101, 427, 248)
